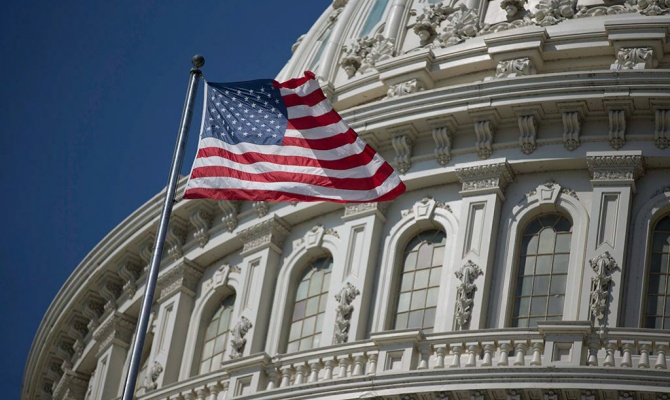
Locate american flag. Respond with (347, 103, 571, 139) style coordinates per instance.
(183, 71, 405, 203)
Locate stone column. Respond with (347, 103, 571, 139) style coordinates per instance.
(383, 0, 411, 43)
(150, 259, 204, 388)
(237, 216, 291, 355)
(91, 312, 135, 400)
(582, 151, 644, 326)
(448, 158, 514, 330)
(338, 202, 390, 342)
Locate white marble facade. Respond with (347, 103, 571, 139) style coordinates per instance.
(24, 1, 670, 399)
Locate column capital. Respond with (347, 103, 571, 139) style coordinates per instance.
(92, 312, 136, 353)
(586, 151, 644, 188)
(239, 216, 290, 256)
(455, 158, 514, 198)
(342, 202, 391, 221)
(156, 258, 204, 300)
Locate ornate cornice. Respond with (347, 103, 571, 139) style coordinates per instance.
(92, 312, 136, 353)
(586, 151, 645, 187)
(52, 370, 89, 400)
(156, 259, 204, 300)
(342, 202, 391, 221)
(455, 158, 515, 197)
(239, 216, 291, 256)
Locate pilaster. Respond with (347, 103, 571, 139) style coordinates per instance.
(238, 216, 291, 354)
(151, 259, 204, 388)
(91, 312, 135, 400)
(452, 158, 514, 329)
(582, 151, 645, 326)
(339, 202, 390, 342)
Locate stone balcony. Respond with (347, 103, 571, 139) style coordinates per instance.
(133, 323, 669, 400)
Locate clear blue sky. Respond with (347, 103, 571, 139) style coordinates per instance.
(0, 2, 328, 397)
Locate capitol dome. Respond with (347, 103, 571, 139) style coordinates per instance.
(24, 1, 670, 399)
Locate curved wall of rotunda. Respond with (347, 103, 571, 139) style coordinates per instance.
(24, 1, 670, 400)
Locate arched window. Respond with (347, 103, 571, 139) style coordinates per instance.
(286, 257, 333, 352)
(645, 215, 670, 329)
(392, 230, 445, 333)
(199, 294, 235, 374)
(511, 214, 572, 327)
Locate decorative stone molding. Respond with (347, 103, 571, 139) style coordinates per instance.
(589, 251, 618, 323)
(218, 200, 241, 232)
(454, 260, 483, 329)
(142, 361, 163, 392)
(455, 158, 515, 196)
(139, 235, 155, 273)
(438, 5, 480, 48)
(633, 0, 670, 15)
(502, 0, 531, 19)
(341, 33, 395, 78)
(586, 151, 645, 186)
(117, 253, 142, 298)
(474, 120, 495, 159)
(342, 202, 391, 220)
(611, 47, 657, 70)
(252, 201, 269, 218)
(562, 111, 582, 151)
(493, 58, 536, 79)
(521, 180, 579, 204)
(166, 217, 188, 262)
(239, 216, 291, 255)
(53, 370, 89, 400)
(432, 126, 453, 166)
(575, 3, 636, 18)
(230, 316, 253, 359)
(333, 282, 360, 344)
(68, 316, 89, 357)
(98, 275, 123, 314)
(385, 78, 425, 99)
(82, 295, 105, 331)
(534, 0, 578, 26)
(291, 34, 305, 54)
(156, 259, 204, 300)
(401, 197, 452, 219)
(604, 106, 629, 150)
(391, 133, 414, 174)
(412, 2, 455, 44)
(92, 312, 136, 352)
(518, 115, 538, 154)
(655, 109, 670, 149)
(295, 224, 339, 249)
(189, 207, 213, 248)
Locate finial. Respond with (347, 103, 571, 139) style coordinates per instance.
(192, 54, 205, 69)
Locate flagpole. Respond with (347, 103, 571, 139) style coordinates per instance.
(121, 54, 204, 400)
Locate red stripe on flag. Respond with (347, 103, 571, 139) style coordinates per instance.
(282, 88, 326, 108)
(287, 109, 341, 130)
(282, 128, 358, 150)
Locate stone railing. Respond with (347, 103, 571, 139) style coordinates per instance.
(135, 323, 669, 400)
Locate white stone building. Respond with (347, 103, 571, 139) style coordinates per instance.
(23, 1, 670, 399)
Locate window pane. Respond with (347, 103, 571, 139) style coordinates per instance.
(397, 292, 411, 312)
(553, 254, 569, 274)
(423, 307, 436, 328)
(517, 276, 533, 296)
(519, 256, 535, 275)
(536, 255, 553, 274)
(548, 295, 564, 315)
(200, 294, 235, 374)
(410, 289, 427, 310)
(538, 228, 557, 254)
(426, 287, 439, 308)
(417, 242, 433, 268)
(408, 310, 424, 328)
(534, 276, 550, 295)
(414, 269, 430, 290)
(286, 256, 332, 352)
(555, 233, 571, 253)
(515, 297, 530, 317)
(404, 252, 417, 271)
(432, 245, 445, 266)
(550, 275, 567, 295)
(401, 272, 415, 292)
(523, 235, 538, 255)
(395, 312, 408, 329)
(530, 296, 548, 316)
(429, 268, 442, 286)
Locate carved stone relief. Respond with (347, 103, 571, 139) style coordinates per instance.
(656, 109, 670, 149)
(392, 133, 414, 174)
(562, 111, 582, 151)
(589, 251, 618, 323)
(611, 47, 657, 70)
(166, 218, 187, 262)
(518, 115, 538, 154)
(333, 282, 360, 344)
(492, 58, 536, 79)
(432, 126, 453, 166)
(607, 110, 627, 150)
(156, 260, 204, 300)
(454, 260, 483, 329)
(534, 0, 578, 26)
(230, 316, 253, 359)
(189, 208, 213, 248)
(586, 153, 645, 183)
(218, 200, 241, 232)
(117, 254, 142, 298)
(474, 120, 495, 160)
(341, 34, 395, 78)
(239, 216, 291, 254)
(456, 159, 515, 194)
(142, 361, 163, 391)
(386, 79, 425, 99)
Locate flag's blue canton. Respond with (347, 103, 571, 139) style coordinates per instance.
(203, 79, 289, 146)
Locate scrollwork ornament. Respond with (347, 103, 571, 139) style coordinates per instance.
(437, 5, 480, 48)
(333, 282, 360, 344)
(588, 252, 618, 323)
(454, 260, 483, 329)
(340, 33, 394, 78)
(534, 0, 577, 26)
(230, 316, 253, 359)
